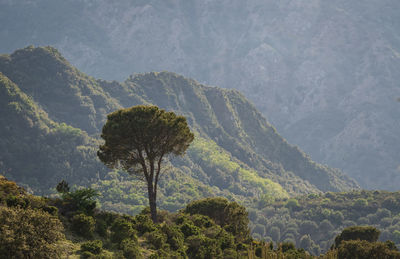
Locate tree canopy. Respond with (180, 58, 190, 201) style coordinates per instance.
(98, 105, 194, 222)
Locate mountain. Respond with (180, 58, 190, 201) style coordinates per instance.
(1, 0, 399, 190)
(0, 46, 358, 214)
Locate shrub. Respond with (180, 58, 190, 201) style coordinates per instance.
(81, 240, 102, 254)
(191, 214, 214, 228)
(42, 205, 58, 216)
(6, 195, 27, 208)
(110, 218, 136, 244)
(72, 213, 95, 238)
(337, 240, 400, 259)
(185, 197, 250, 242)
(160, 224, 185, 251)
(334, 226, 380, 248)
(180, 222, 201, 237)
(145, 230, 167, 249)
(134, 214, 156, 235)
(186, 235, 222, 259)
(0, 206, 64, 258)
(61, 187, 98, 215)
(120, 238, 141, 259)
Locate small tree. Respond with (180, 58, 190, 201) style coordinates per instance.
(98, 105, 194, 222)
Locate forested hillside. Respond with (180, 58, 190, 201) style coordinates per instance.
(0, 46, 358, 216)
(249, 190, 400, 254)
(1, 0, 399, 190)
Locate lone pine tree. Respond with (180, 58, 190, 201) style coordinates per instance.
(98, 105, 194, 222)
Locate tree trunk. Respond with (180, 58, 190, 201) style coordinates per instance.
(148, 185, 157, 223)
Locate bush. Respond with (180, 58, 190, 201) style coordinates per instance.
(337, 240, 400, 259)
(42, 205, 58, 216)
(134, 214, 156, 235)
(334, 226, 380, 248)
(0, 206, 64, 258)
(186, 235, 223, 259)
(120, 238, 141, 259)
(145, 230, 167, 249)
(180, 222, 201, 237)
(61, 187, 98, 215)
(6, 195, 28, 208)
(191, 214, 214, 228)
(72, 213, 95, 238)
(184, 197, 250, 241)
(110, 218, 136, 244)
(81, 240, 102, 254)
(160, 224, 185, 251)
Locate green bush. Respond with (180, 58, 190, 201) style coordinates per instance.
(110, 218, 136, 244)
(0, 206, 64, 258)
(42, 205, 58, 216)
(134, 214, 157, 235)
(6, 195, 27, 208)
(186, 235, 223, 259)
(120, 238, 141, 259)
(160, 224, 185, 251)
(191, 214, 214, 228)
(337, 240, 400, 259)
(72, 213, 95, 238)
(334, 226, 380, 248)
(180, 222, 201, 237)
(62, 188, 98, 215)
(81, 240, 103, 254)
(145, 230, 167, 249)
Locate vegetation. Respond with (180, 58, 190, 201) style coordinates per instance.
(8, 46, 400, 258)
(2, 176, 399, 258)
(250, 190, 400, 255)
(0, 46, 358, 199)
(98, 105, 194, 222)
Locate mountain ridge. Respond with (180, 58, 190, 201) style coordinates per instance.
(1, 0, 398, 189)
(0, 46, 358, 213)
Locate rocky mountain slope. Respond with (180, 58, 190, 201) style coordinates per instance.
(0, 46, 358, 214)
(1, 0, 399, 189)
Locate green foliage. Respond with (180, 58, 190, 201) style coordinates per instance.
(334, 226, 380, 248)
(253, 190, 400, 255)
(189, 137, 288, 199)
(134, 214, 157, 235)
(186, 234, 223, 259)
(160, 223, 185, 251)
(0, 206, 65, 258)
(81, 240, 103, 255)
(185, 197, 250, 242)
(120, 238, 141, 259)
(110, 217, 137, 244)
(72, 213, 96, 238)
(61, 187, 98, 215)
(180, 222, 201, 237)
(98, 105, 194, 222)
(145, 230, 168, 249)
(337, 240, 400, 259)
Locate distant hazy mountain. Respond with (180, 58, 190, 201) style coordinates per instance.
(1, 0, 399, 189)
